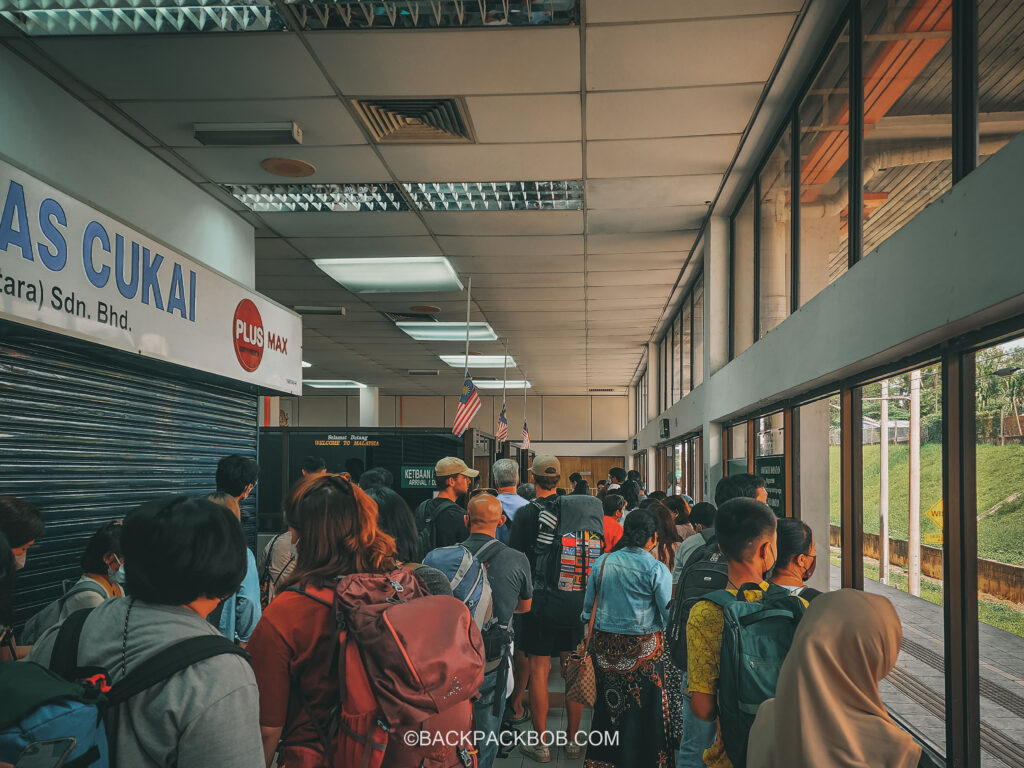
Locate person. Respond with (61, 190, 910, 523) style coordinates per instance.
(459, 494, 532, 768)
(627, 469, 645, 496)
(207, 492, 261, 645)
(672, 502, 717, 588)
(602, 493, 625, 551)
(247, 474, 471, 768)
(517, 482, 536, 501)
(0, 495, 44, 659)
(300, 455, 327, 477)
(365, 485, 453, 596)
(596, 479, 608, 500)
(508, 455, 587, 762)
(719, 473, 767, 505)
(494, 459, 529, 546)
(686, 497, 797, 768)
(606, 467, 626, 491)
(261, 527, 296, 606)
(27, 496, 263, 768)
(0, 531, 16, 660)
(414, 456, 476, 552)
(358, 466, 393, 490)
(581, 510, 681, 766)
(617, 478, 641, 512)
(54, 520, 126, 618)
(216, 454, 259, 505)
(665, 495, 695, 540)
(770, 519, 820, 600)
(747, 590, 936, 768)
(569, 472, 590, 496)
(648, 497, 684, 570)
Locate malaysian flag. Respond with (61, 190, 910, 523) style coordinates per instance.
(496, 402, 509, 442)
(452, 376, 482, 437)
(522, 419, 531, 449)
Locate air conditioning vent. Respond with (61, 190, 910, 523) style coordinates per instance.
(589, 388, 615, 393)
(408, 369, 440, 376)
(383, 311, 437, 323)
(352, 97, 474, 144)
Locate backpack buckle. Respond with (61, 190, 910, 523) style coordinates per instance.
(389, 580, 404, 593)
(82, 672, 111, 694)
(458, 747, 473, 767)
(375, 718, 391, 733)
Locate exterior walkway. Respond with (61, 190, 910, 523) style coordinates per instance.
(830, 566, 1024, 768)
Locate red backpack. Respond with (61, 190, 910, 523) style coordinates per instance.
(284, 568, 484, 768)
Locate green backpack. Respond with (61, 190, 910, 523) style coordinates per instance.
(703, 583, 806, 768)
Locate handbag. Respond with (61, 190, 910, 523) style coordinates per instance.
(564, 556, 608, 707)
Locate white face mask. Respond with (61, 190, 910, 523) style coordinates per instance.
(13, 551, 27, 570)
(108, 556, 126, 585)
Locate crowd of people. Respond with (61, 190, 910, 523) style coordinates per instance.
(0, 453, 937, 768)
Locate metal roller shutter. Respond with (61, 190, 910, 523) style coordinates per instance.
(0, 322, 258, 629)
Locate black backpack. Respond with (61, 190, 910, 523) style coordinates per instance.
(667, 529, 729, 668)
(414, 497, 463, 561)
(531, 495, 605, 629)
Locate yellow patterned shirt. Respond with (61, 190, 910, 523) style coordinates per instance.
(685, 581, 780, 768)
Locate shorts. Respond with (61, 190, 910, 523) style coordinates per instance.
(518, 611, 585, 657)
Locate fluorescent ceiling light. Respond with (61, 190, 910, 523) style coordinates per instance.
(439, 354, 517, 368)
(475, 380, 531, 389)
(304, 380, 366, 389)
(315, 257, 462, 294)
(396, 322, 497, 341)
(301, 361, 313, 368)
(403, 181, 583, 211)
(0, 1, 286, 35)
(227, 183, 408, 212)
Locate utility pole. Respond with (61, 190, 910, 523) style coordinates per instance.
(909, 369, 922, 596)
(879, 379, 890, 585)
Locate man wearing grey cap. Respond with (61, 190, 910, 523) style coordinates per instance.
(413, 456, 477, 556)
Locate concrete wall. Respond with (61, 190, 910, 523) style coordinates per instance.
(0, 46, 254, 287)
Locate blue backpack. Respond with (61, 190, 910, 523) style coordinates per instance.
(422, 543, 495, 630)
(0, 608, 248, 767)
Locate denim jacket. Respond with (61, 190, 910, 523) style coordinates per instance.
(580, 548, 672, 636)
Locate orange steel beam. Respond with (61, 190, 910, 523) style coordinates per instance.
(800, 0, 952, 203)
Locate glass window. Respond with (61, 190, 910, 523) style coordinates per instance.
(662, 338, 669, 413)
(732, 190, 756, 357)
(693, 274, 705, 388)
(861, 0, 953, 257)
(682, 299, 692, 397)
(799, 27, 850, 304)
(759, 127, 792, 335)
(672, 312, 681, 404)
(796, 396, 836, 596)
(978, 1, 1024, 165)
(728, 422, 748, 477)
(754, 412, 786, 516)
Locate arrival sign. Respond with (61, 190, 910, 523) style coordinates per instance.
(402, 465, 436, 489)
(0, 159, 302, 394)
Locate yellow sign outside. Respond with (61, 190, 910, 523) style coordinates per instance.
(926, 499, 943, 528)
(924, 532, 944, 546)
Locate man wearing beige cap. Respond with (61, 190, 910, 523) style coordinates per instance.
(413, 456, 477, 557)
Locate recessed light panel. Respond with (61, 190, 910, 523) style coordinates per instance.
(396, 322, 497, 341)
(301, 361, 313, 368)
(404, 181, 583, 211)
(227, 183, 408, 212)
(439, 354, 517, 368)
(475, 379, 531, 390)
(0, 0, 287, 35)
(315, 256, 462, 294)
(304, 380, 366, 389)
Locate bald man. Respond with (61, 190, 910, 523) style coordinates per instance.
(461, 494, 533, 768)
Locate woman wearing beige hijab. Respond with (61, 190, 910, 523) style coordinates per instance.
(747, 589, 933, 768)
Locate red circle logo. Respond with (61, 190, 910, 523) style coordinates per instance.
(233, 299, 264, 372)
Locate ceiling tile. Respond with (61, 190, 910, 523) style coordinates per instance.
(258, 212, 430, 238)
(256, 238, 307, 259)
(174, 146, 389, 183)
(422, 211, 583, 236)
(588, 232, 698, 254)
(588, 0, 803, 24)
(449, 254, 584, 273)
(290, 236, 442, 258)
(309, 28, 580, 95)
(379, 143, 582, 181)
(466, 94, 582, 143)
(587, 135, 740, 178)
(36, 35, 333, 100)
(118, 98, 366, 148)
(587, 252, 686, 271)
(586, 15, 797, 92)
(586, 84, 765, 140)
(588, 269, 679, 286)
(586, 176, 721, 209)
(437, 235, 583, 256)
(587, 206, 707, 234)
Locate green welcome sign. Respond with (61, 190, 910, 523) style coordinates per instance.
(401, 465, 436, 489)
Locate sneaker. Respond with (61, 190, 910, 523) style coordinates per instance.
(519, 742, 551, 763)
(566, 742, 585, 759)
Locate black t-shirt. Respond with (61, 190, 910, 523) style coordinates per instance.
(508, 495, 555, 574)
(461, 533, 533, 624)
(414, 497, 469, 550)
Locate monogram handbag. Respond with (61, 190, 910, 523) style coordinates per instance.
(564, 556, 608, 707)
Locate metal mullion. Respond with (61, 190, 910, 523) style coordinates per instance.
(728, 216, 736, 361)
(723, 425, 732, 478)
(952, 0, 979, 183)
(753, 176, 761, 341)
(840, 386, 864, 589)
(790, 108, 801, 312)
(941, 351, 980, 768)
(784, 407, 797, 518)
(848, 1, 864, 268)
(746, 420, 756, 474)
(688, 289, 695, 394)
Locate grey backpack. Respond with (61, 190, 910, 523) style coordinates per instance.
(21, 579, 109, 645)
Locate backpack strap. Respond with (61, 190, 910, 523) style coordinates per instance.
(474, 538, 503, 565)
(107, 635, 250, 706)
(700, 589, 736, 611)
(449, 547, 479, 593)
(49, 607, 93, 679)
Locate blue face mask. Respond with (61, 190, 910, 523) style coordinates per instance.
(109, 556, 126, 586)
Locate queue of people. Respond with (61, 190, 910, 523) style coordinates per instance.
(0, 456, 936, 768)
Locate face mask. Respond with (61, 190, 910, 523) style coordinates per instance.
(109, 556, 126, 585)
(13, 551, 26, 570)
(761, 543, 777, 582)
(802, 555, 817, 582)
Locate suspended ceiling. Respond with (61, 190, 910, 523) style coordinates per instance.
(0, 0, 806, 395)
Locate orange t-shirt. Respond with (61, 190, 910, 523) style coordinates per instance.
(603, 516, 623, 550)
